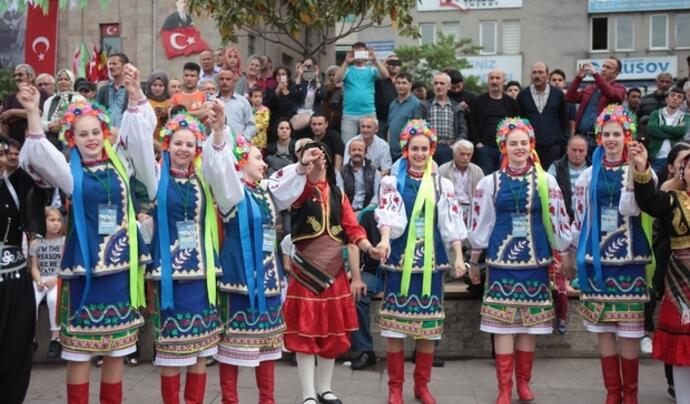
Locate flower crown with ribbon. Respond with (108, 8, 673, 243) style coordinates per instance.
(159, 113, 206, 155)
(232, 134, 253, 170)
(400, 119, 437, 158)
(495, 117, 535, 149)
(60, 101, 111, 148)
(594, 104, 637, 145)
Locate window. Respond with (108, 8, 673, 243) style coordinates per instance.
(615, 15, 634, 50)
(479, 21, 497, 54)
(248, 34, 256, 57)
(676, 13, 690, 48)
(420, 23, 436, 45)
(591, 17, 608, 51)
(650, 14, 668, 49)
(502, 20, 521, 54)
(442, 22, 459, 40)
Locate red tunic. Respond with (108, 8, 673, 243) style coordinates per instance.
(283, 180, 366, 358)
(653, 293, 690, 366)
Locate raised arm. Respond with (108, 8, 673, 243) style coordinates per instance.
(629, 141, 672, 218)
(17, 84, 72, 194)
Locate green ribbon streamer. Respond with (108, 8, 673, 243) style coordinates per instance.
(535, 163, 557, 250)
(194, 157, 220, 306)
(103, 141, 144, 308)
(401, 160, 435, 297)
(641, 213, 656, 288)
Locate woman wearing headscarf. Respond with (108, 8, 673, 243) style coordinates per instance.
(18, 64, 157, 404)
(145, 71, 170, 142)
(375, 119, 467, 404)
(41, 69, 85, 146)
(571, 104, 652, 404)
(469, 117, 572, 404)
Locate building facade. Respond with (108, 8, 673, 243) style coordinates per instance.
(340, 0, 690, 89)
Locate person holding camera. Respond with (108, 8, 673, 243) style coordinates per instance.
(334, 42, 389, 144)
(289, 58, 325, 132)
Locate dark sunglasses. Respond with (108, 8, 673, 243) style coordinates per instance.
(387, 60, 401, 66)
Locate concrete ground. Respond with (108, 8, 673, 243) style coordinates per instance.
(26, 357, 671, 404)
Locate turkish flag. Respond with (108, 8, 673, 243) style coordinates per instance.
(24, 0, 59, 75)
(160, 27, 209, 59)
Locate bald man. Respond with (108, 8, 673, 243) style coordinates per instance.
(469, 69, 520, 174)
(517, 62, 569, 169)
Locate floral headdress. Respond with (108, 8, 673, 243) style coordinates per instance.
(60, 101, 111, 148)
(495, 117, 538, 168)
(159, 113, 206, 155)
(400, 119, 437, 158)
(232, 134, 253, 170)
(594, 104, 637, 145)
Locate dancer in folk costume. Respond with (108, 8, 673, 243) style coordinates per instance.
(18, 65, 156, 404)
(571, 104, 653, 404)
(128, 105, 223, 403)
(374, 119, 467, 404)
(468, 117, 572, 404)
(278, 140, 381, 404)
(201, 100, 307, 403)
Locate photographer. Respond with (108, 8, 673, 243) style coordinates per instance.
(288, 58, 325, 132)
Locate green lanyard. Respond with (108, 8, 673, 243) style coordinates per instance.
(507, 172, 527, 214)
(172, 177, 193, 220)
(600, 167, 622, 208)
(85, 163, 111, 204)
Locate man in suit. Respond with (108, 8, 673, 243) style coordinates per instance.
(517, 62, 569, 169)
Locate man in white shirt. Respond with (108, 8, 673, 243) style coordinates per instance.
(199, 49, 220, 82)
(343, 116, 392, 175)
(437, 139, 483, 227)
(217, 68, 256, 138)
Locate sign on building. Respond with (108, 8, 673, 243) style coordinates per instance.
(588, 0, 690, 13)
(463, 55, 522, 83)
(417, 0, 522, 12)
(576, 56, 678, 81)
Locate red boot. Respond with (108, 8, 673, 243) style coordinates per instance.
(184, 372, 207, 404)
(255, 360, 276, 404)
(601, 355, 622, 404)
(161, 373, 181, 404)
(99, 381, 122, 404)
(620, 357, 639, 404)
(515, 350, 535, 402)
(413, 351, 436, 404)
(67, 383, 89, 404)
(219, 363, 239, 404)
(494, 354, 513, 404)
(387, 351, 405, 404)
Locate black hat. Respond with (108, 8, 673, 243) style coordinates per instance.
(75, 80, 96, 92)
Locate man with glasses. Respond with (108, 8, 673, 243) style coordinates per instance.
(0, 64, 49, 143)
(36, 74, 55, 97)
(375, 54, 401, 138)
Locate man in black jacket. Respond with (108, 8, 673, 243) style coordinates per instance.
(517, 62, 569, 170)
(469, 69, 520, 174)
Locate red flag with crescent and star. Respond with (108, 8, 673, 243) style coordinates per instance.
(24, 0, 58, 75)
(161, 26, 209, 59)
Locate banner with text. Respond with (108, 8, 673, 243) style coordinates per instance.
(462, 55, 522, 83)
(576, 56, 677, 81)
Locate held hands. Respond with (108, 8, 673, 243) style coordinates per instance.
(627, 141, 648, 172)
(370, 240, 390, 261)
(453, 256, 467, 279)
(468, 263, 481, 285)
(16, 83, 41, 113)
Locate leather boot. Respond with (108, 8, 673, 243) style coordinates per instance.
(620, 357, 639, 404)
(412, 351, 435, 404)
(601, 355, 622, 404)
(387, 351, 405, 404)
(99, 381, 122, 404)
(67, 383, 89, 404)
(494, 354, 513, 404)
(255, 360, 276, 404)
(219, 363, 239, 404)
(515, 350, 535, 401)
(161, 373, 181, 404)
(184, 372, 207, 404)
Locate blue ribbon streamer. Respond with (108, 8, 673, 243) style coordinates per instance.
(237, 188, 267, 314)
(576, 146, 605, 293)
(157, 152, 174, 310)
(70, 148, 92, 310)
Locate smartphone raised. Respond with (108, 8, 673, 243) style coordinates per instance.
(354, 50, 369, 60)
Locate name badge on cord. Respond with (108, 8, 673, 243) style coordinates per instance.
(262, 225, 276, 252)
(511, 213, 529, 237)
(601, 207, 619, 233)
(177, 220, 197, 250)
(415, 217, 426, 238)
(98, 204, 117, 235)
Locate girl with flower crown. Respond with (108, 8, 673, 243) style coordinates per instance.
(570, 104, 653, 404)
(375, 119, 467, 404)
(125, 102, 224, 403)
(17, 65, 157, 404)
(201, 102, 317, 403)
(468, 117, 572, 404)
